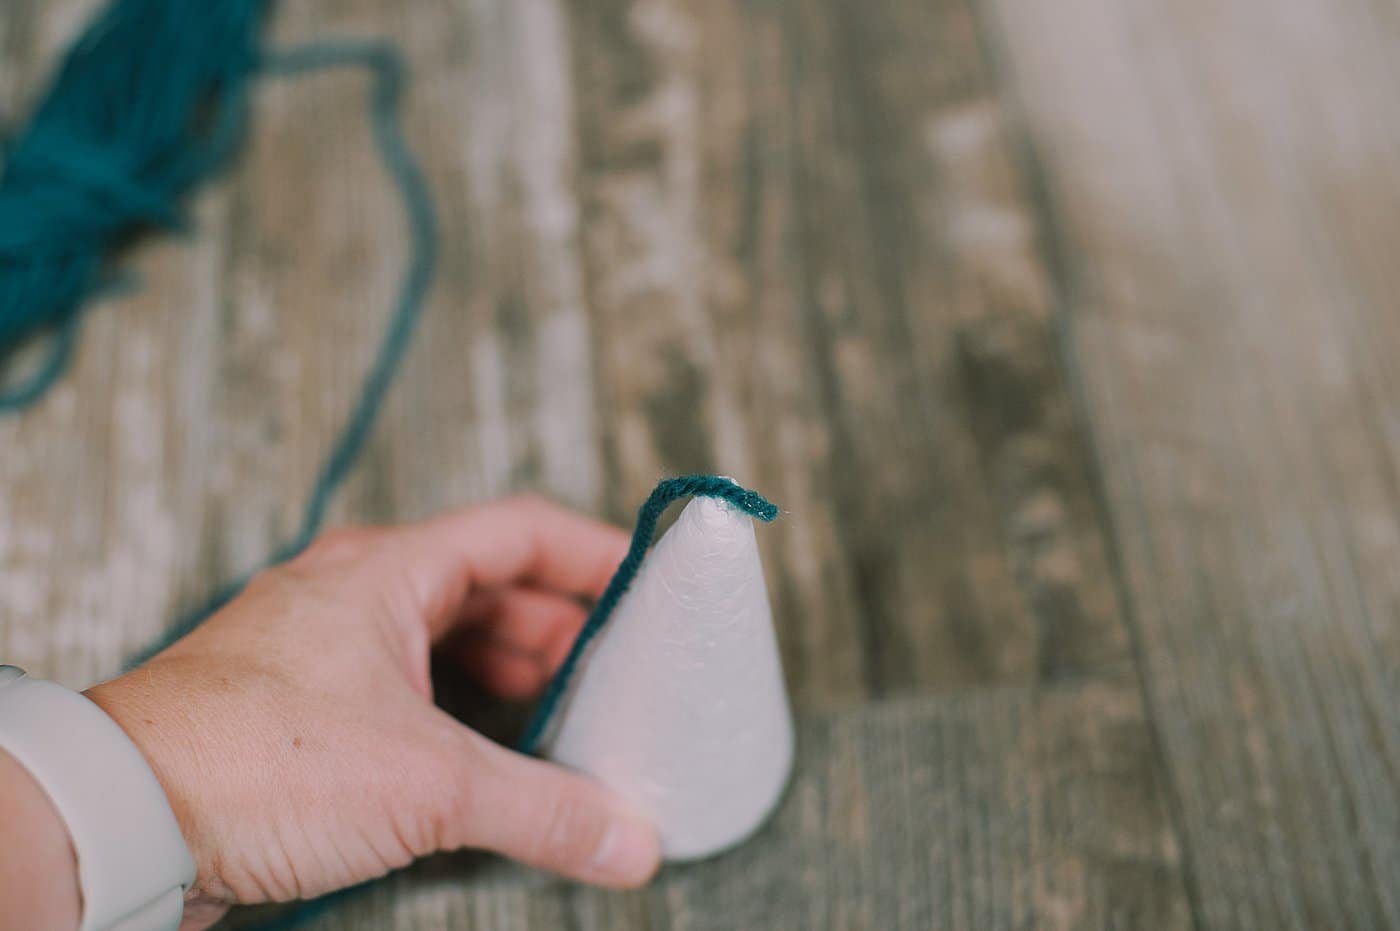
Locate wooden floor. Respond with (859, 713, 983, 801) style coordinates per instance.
(4, 0, 1400, 928)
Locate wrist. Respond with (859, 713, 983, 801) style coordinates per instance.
(85, 671, 230, 929)
(0, 745, 82, 930)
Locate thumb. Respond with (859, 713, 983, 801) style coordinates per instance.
(456, 734, 662, 888)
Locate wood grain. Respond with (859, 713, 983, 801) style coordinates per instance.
(1, 0, 1190, 926)
(225, 685, 1188, 931)
(15, 0, 1400, 926)
(567, 0, 1135, 705)
(983, 0, 1400, 926)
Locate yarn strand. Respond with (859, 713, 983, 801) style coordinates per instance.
(124, 39, 440, 665)
(116, 39, 437, 664)
(259, 41, 439, 554)
(517, 475, 780, 755)
(0, 312, 80, 411)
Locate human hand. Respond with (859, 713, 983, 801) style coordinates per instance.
(84, 497, 661, 930)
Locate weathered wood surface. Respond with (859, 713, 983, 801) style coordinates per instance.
(0, 0, 1396, 927)
(982, 0, 1400, 926)
(226, 681, 1184, 931)
(1, 0, 1134, 701)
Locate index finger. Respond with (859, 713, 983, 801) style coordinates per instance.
(390, 495, 631, 642)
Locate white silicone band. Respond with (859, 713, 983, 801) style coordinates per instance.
(0, 667, 195, 931)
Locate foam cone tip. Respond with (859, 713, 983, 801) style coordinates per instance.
(540, 487, 793, 861)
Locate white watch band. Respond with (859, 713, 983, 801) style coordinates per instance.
(0, 666, 196, 931)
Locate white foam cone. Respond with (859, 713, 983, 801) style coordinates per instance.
(540, 495, 795, 860)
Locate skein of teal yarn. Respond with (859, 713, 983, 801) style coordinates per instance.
(0, 0, 439, 667)
(0, 0, 269, 407)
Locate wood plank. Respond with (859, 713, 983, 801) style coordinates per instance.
(175, 0, 609, 606)
(3, 0, 1143, 712)
(1, 0, 1195, 927)
(212, 0, 611, 744)
(981, 0, 1400, 926)
(568, 0, 1136, 703)
(226, 684, 1190, 931)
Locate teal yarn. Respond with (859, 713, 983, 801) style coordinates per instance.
(0, 0, 438, 665)
(0, 0, 269, 408)
(127, 38, 439, 666)
(518, 475, 780, 755)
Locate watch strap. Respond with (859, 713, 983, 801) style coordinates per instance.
(0, 667, 195, 931)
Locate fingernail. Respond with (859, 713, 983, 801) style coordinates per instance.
(590, 810, 661, 885)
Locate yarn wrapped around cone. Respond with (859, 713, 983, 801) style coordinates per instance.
(539, 494, 795, 861)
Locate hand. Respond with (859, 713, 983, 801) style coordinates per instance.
(84, 497, 661, 931)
